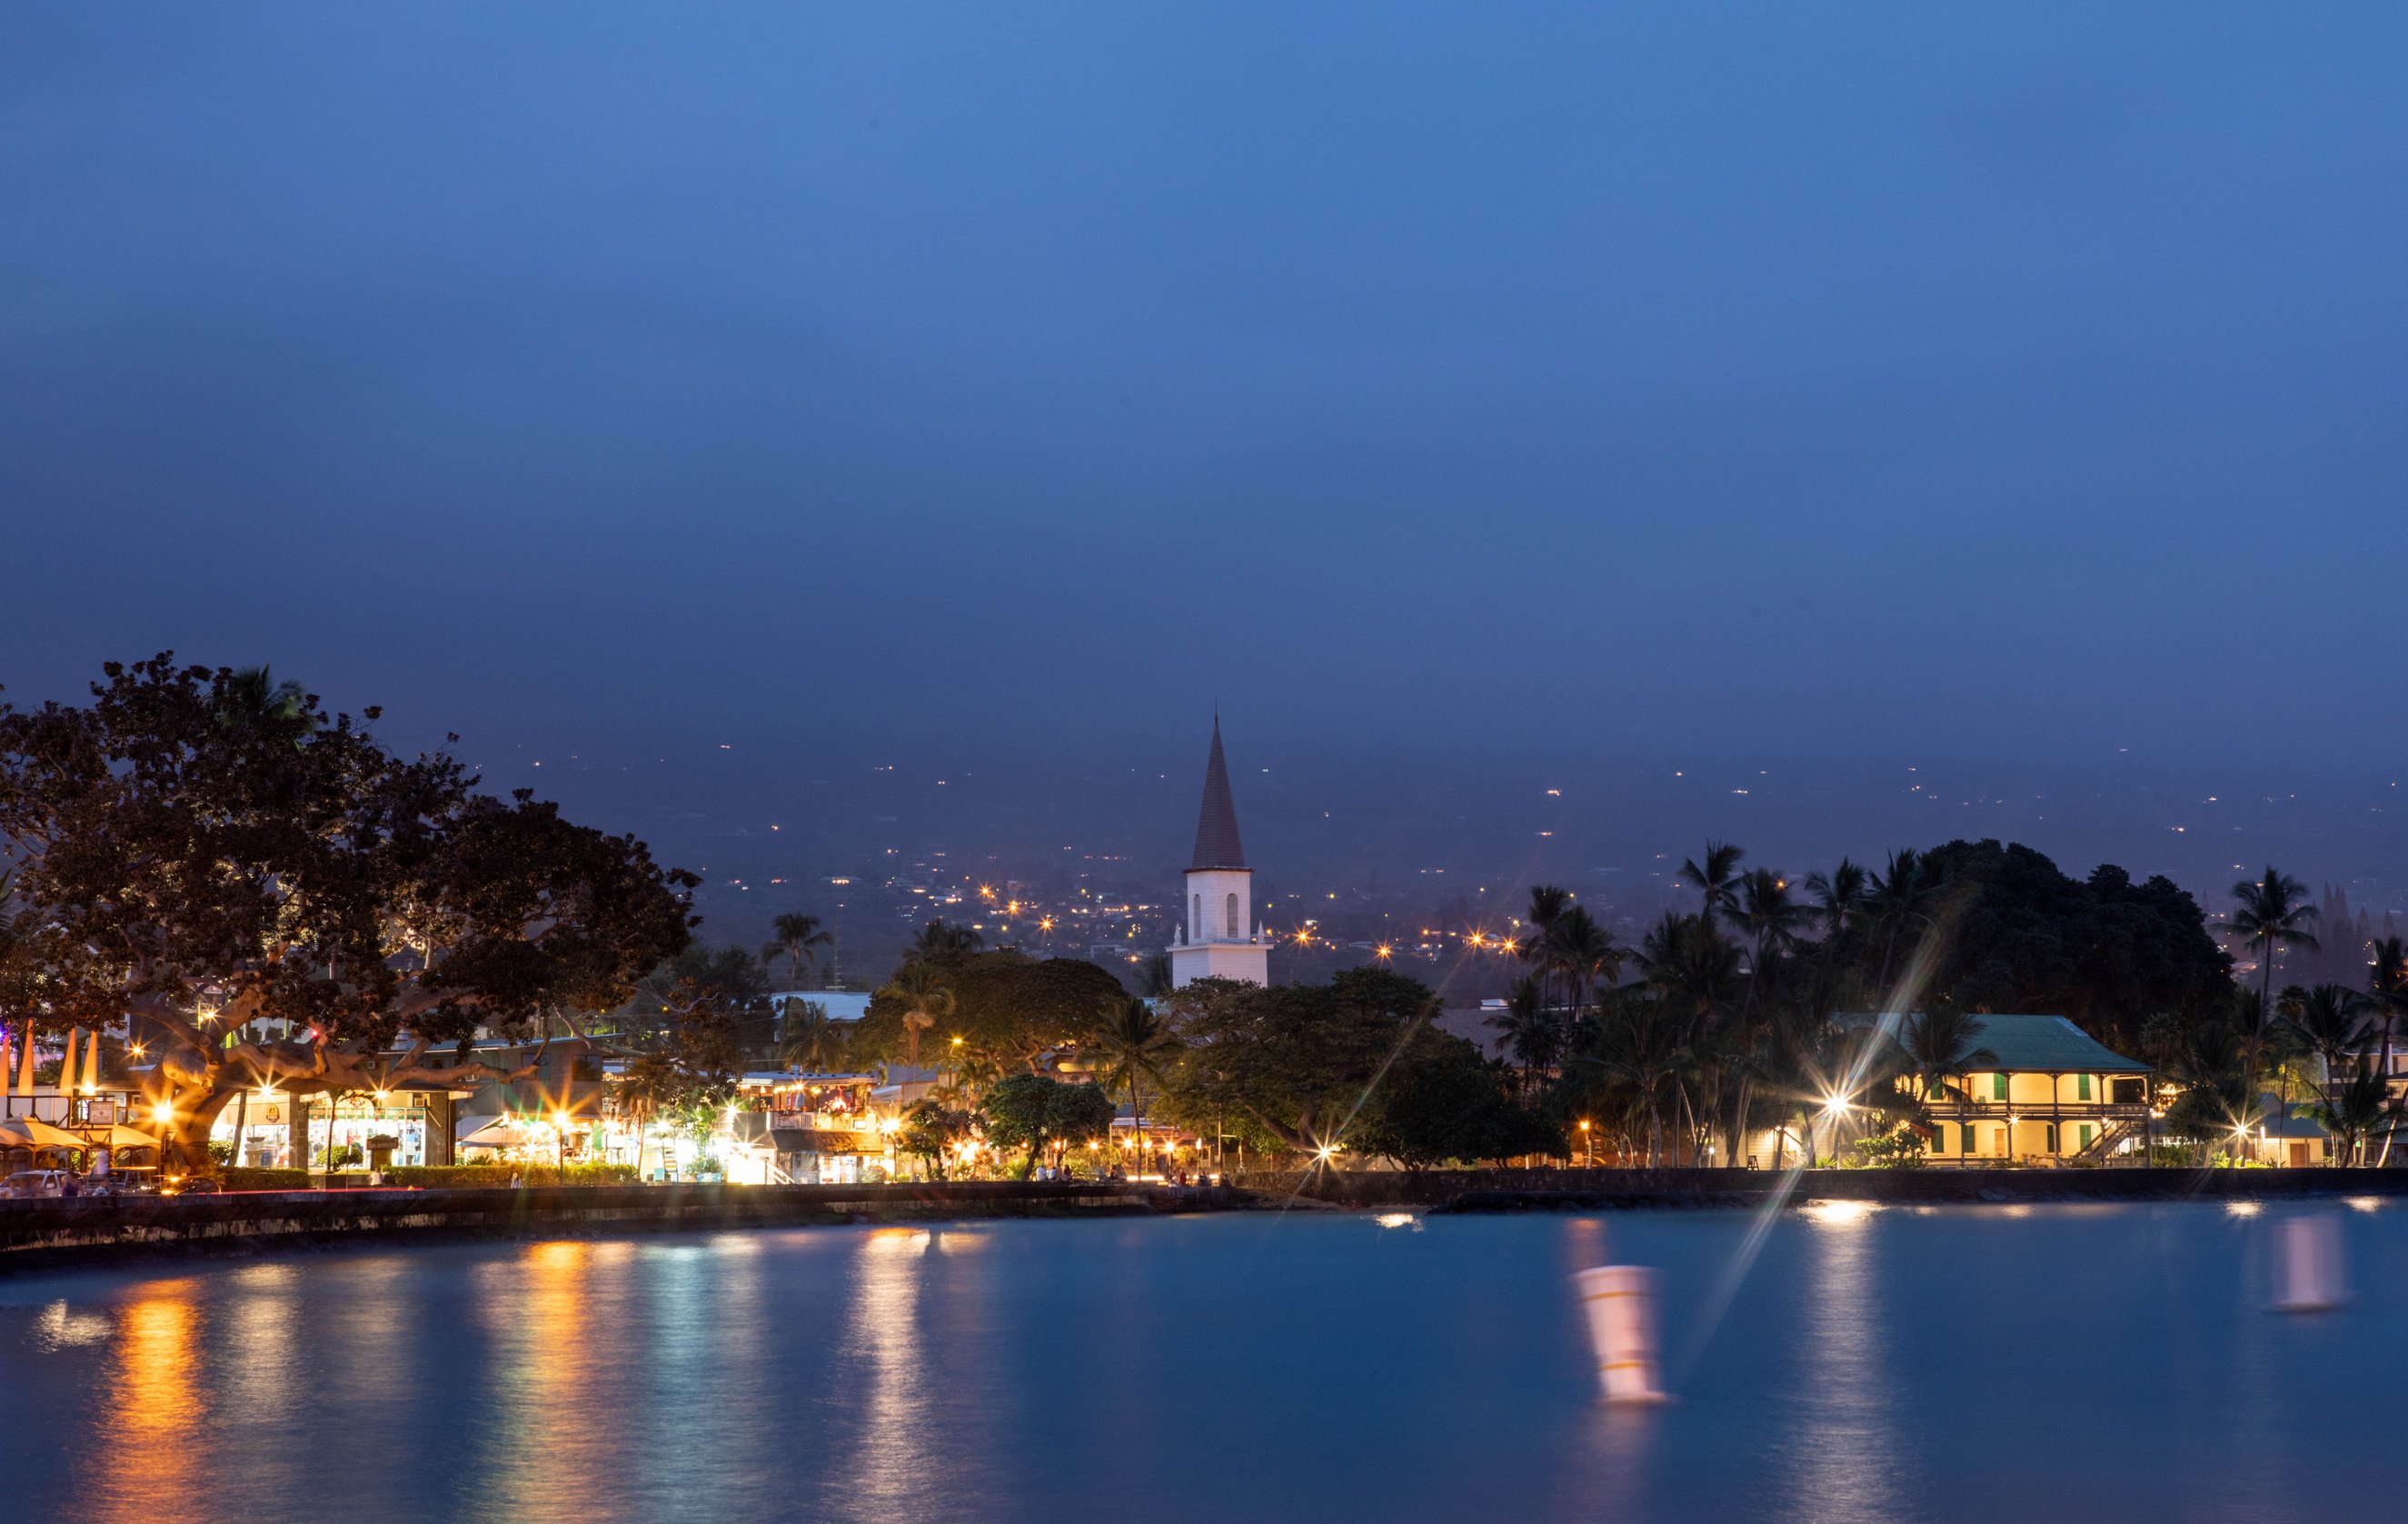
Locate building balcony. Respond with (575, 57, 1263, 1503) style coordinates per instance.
(1925, 1101, 2152, 1124)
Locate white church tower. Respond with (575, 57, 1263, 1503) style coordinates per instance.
(1168, 717, 1269, 988)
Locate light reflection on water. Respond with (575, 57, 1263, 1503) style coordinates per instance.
(85, 1280, 199, 1524)
(1790, 1206, 1906, 1524)
(479, 1241, 610, 1520)
(1, 1205, 2402, 1524)
(843, 1229, 937, 1519)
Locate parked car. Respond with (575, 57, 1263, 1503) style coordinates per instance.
(1, 1170, 70, 1199)
(78, 1173, 158, 1199)
(160, 1175, 218, 1195)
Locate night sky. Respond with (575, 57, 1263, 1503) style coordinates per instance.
(8, 5, 2408, 936)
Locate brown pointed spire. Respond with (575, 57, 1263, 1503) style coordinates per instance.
(1189, 717, 1248, 871)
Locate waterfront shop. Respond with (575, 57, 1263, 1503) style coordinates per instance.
(1, 1028, 165, 1177)
(1106, 1116, 1200, 1180)
(210, 1081, 463, 1170)
(453, 1081, 643, 1170)
(721, 1072, 888, 1184)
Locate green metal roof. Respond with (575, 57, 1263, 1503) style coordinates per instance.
(1948, 1014, 2151, 1074)
(1846, 1011, 2151, 1073)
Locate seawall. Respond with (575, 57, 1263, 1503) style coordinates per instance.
(1230, 1166, 2408, 1211)
(0, 1180, 1243, 1270)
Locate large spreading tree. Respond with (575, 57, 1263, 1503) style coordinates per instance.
(0, 656, 697, 1170)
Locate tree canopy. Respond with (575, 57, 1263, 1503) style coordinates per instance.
(0, 655, 697, 1168)
(857, 951, 1126, 1072)
(1158, 967, 1551, 1165)
(1894, 841, 2234, 1049)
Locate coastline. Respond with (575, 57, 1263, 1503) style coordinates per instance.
(6, 1167, 2403, 1271)
(0, 1180, 1243, 1272)
(1236, 1165, 2408, 1211)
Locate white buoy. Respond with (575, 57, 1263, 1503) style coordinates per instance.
(2274, 1214, 2348, 1312)
(1573, 1264, 1669, 1404)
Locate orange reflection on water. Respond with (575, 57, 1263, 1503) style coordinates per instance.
(88, 1280, 202, 1524)
(483, 1240, 613, 1519)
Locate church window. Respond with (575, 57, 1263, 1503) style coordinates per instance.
(1192, 894, 1200, 937)
(1226, 893, 1239, 939)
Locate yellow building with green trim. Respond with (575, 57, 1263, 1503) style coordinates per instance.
(1915, 1015, 2154, 1165)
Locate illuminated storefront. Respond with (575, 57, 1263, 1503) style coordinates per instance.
(209, 1084, 461, 1170)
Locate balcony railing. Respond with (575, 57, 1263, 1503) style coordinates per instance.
(1926, 1101, 2151, 1122)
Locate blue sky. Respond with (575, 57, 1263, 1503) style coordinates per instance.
(6, 5, 2407, 905)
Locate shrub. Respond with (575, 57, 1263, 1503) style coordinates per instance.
(1847, 1126, 1929, 1170)
(383, 1163, 641, 1189)
(221, 1167, 313, 1191)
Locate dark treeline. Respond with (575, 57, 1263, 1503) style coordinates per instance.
(616, 837, 2408, 1170)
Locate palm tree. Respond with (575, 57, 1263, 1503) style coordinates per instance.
(1090, 994, 1182, 1135)
(1579, 1001, 1691, 1168)
(910, 920, 984, 960)
(2229, 867, 2319, 1031)
(1542, 904, 1625, 1041)
(2164, 1017, 2258, 1166)
(761, 913, 833, 987)
(1485, 974, 1556, 1081)
(1523, 884, 1572, 937)
(1732, 868, 1809, 1011)
(1139, 951, 1174, 998)
(2310, 1057, 2394, 1167)
(220, 664, 313, 726)
(880, 962, 955, 1066)
(2370, 937, 2408, 1163)
(2285, 983, 2368, 1094)
(1515, 884, 1575, 1009)
(1636, 911, 1744, 1163)
(1678, 842, 1746, 931)
(1805, 859, 1872, 945)
(1866, 848, 1939, 993)
(1897, 1008, 1997, 1106)
(776, 998, 843, 1072)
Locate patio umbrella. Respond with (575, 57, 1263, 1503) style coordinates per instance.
(13, 1030, 32, 1098)
(80, 1032, 98, 1094)
(100, 1125, 158, 1150)
(455, 1116, 534, 1150)
(59, 1029, 76, 1096)
(0, 1116, 92, 1151)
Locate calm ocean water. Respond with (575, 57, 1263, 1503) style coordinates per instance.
(0, 1200, 2396, 1523)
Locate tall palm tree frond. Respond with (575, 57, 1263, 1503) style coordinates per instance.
(1678, 842, 1746, 929)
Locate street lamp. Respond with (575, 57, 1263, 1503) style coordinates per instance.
(1578, 1118, 1593, 1168)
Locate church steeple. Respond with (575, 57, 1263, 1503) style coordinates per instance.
(1168, 714, 1269, 989)
(1189, 716, 1247, 871)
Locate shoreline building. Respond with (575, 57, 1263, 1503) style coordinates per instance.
(1913, 1016, 2154, 1164)
(1168, 718, 1269, 989)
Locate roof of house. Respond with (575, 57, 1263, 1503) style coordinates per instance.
(1189, 718, 1248, 871)
(1950, 1014, 2151, 1073)
(1848, 1012, 2152, 1073)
